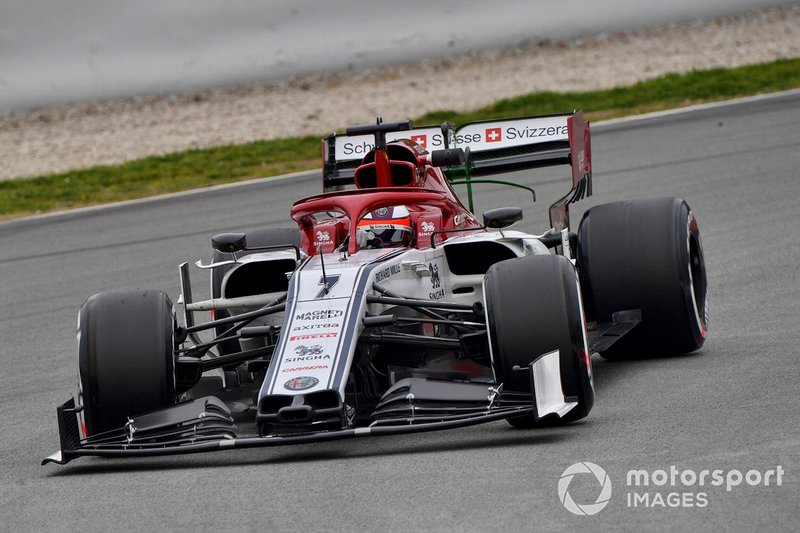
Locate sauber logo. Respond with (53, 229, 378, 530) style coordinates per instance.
(485, 127, 502, 143)
(411, 134, 427, 148)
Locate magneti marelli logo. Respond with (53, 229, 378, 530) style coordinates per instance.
(558, 462, 612, 516)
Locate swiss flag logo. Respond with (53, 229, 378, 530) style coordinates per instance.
(485, 128, 502, 143)
(411, 134, 427, 148)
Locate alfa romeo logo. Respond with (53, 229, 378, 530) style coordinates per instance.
(558, 462, 612, 516)
(284, 376, 319, 391)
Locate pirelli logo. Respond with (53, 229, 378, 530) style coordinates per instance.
(289, 333, 338, 341)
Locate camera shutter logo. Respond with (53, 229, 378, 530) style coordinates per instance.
(558, 462, 612, 516)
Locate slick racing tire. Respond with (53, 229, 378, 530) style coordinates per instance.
(484, 254, 594, 427)
(78, 289, 176, 436)
(211, 228, 301, 355)
(577, 197, 708, 359)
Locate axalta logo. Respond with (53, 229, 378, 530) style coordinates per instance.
(315, 231, 331, 243)
(292, 323, 339, 331)
(420, 221, 435, 234)
(296, 309, 343, 320)
(558, 462, 612, 516)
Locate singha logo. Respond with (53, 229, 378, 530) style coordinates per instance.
(429, 262, 441, 289)
(293, 344, 324, 356)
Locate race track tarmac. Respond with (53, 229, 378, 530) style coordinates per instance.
(1, 93, 798, 530)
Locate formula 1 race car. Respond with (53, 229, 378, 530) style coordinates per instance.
(44, 112, 708, 465)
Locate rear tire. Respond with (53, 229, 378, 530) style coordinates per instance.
(484, 255, 594, 427)
(78, 289, 176, 436)
(577, 197, 708, 359)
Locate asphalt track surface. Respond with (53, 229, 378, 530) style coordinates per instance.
(1, 93, 799, 531)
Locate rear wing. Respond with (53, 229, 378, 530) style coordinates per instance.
(322, 112, 592, 229)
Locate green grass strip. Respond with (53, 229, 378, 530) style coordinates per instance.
(2, 57, 799, 218)
(0, 136, 321, 218)
(416, 57, 800, 123)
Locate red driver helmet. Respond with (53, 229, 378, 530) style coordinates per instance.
(357, 206, 414, 249)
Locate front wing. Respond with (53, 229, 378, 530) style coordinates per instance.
(44, 350, 576, 465)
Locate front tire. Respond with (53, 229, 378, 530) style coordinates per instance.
(78, 289, 176, 436)
(484, 255, 594, 427)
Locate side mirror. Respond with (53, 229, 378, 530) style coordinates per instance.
(430, 148, 465, 167)
(483, 207, 523, 229)
(212, 233, 247, 253)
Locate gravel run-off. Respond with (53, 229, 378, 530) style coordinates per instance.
(1, 5, 799, 180)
